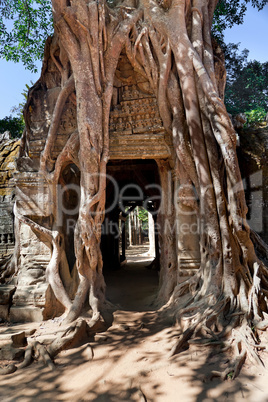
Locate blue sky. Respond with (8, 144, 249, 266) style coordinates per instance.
(0, 4, 267, 119)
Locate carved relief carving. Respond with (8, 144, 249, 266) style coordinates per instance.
(109, 85, 164, 135)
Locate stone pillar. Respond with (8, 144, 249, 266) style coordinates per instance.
(154, 214, 160, 268)
(156, 160, 177, 302)
(147, 211, 155, 257)
(128, 213, 132, 246)
(174, 163, 201, 278)
(132, 209, 137, 245)
(176, 204, 201, 277)
(121, 218, 126, 262)
(137, 207, 142, 245)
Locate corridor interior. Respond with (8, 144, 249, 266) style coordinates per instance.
(102, 159, 160, 312)
(104, 244, 159, 312)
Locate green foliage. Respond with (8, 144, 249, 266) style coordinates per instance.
(137, 207, 149, 232)
(137, 207, 148, 223)
(227, 371, 234, 380)
(222, 42, 249, 83)
(0, 0, 267, 71)
(0, 0, 53, 72)
(10, 82, 33, 118)
(0, 115, 25, 138)
(244, 107, 267, 126)
(212, 0, 268, 42)
(223, 43, 268, 115)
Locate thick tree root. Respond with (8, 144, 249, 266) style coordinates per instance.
(0, 316, 106, 375)
(17, 344, 33, 369)
(4, 0, 268, 383)
(250, 230, 268, 263)
(48, 318, 90, 357)
(169, 289, 268, 381)
(208, 350, 247, 381)
(0, 364, 17, 375)
(41, 342, 56, 369)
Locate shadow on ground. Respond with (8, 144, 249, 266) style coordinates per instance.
(0, 245, 267, 401)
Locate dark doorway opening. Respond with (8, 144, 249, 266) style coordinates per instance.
(101, 159, 161, 310)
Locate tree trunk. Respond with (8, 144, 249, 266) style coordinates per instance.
(13, 0, 268, 376)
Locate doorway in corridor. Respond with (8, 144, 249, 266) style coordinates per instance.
(101, 159, 161, 310)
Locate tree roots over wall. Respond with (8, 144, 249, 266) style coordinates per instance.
(2, 0, 268, 379)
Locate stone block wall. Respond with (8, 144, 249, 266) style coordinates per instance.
(0, 134, 63, 322)
(238, 126, 268, 244)
(0, 135, 20, 258)
(10, 172, 58, 322)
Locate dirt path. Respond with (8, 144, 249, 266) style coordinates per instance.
(104, 244, 158, 311)
(0, 245, 268, 401)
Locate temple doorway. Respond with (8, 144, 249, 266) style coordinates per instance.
(101, 159, 161, 310)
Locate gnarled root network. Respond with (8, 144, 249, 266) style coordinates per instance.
(168, 275, 268, 380)
(0, 315, 105, 375)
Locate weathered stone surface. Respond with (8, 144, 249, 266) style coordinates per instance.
(12, 282, 50, 307)
(0, 139, 20, 196)
(110, 132, 172, 159)
(0, 137, 20, 259)
(109, 54, 173, 160)
(10, 331, 27, 347)
(9, 306, 46, 323)
(237, 125, 268, 243)
(0, 344, 24, 360)
(0, 331, 27, 347)
(0, 305, 9, 321)
(0, 131, 11, 142)
(0, 329, 32, 359)
(0, 285, 16, 305)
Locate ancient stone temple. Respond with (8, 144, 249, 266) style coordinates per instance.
(0, 34, 267, 324)
(0, 37, 202, 322)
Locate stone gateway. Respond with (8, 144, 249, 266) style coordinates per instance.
(0, 0, 268, 378)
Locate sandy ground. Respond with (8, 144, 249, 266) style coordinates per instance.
(0, 245, 268, 402)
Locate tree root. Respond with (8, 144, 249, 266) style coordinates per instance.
(169, 296, 267, 381)
(47, 318, 89, 357)
(17, 344, 33, 369)
(250, 230, 268, 263)
(208, 350, 247, 381)
(14, 205, 72, 313)
(0, 316, 105, 375)
(0, 364, 17, 375)
(35, 341, 56, 371)
(169, 326, 196, 356)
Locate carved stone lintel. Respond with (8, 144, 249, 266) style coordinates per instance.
(109, 85, 165, 135)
